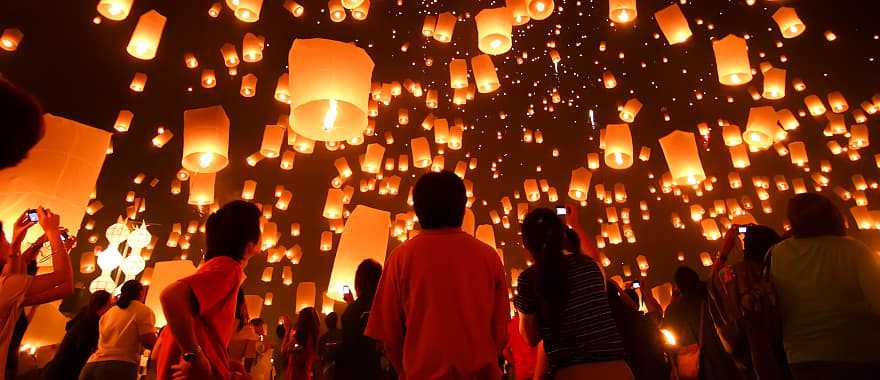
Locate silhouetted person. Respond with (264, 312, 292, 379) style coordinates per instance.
(0, 78, 45, 170)
(318, 312, 341, 378)
(42, 290, 112, 380)
(336, 259, 383, 379)
(515, 208, 633, 380)
(771, 193, 880, 380)
(366, 171, 509, 379)
(283, 307, 320, 380)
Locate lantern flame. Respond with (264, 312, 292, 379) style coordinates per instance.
(661, 329, 677, 346)
(198, 153, 213, 168)
(323, 99, 339, 132)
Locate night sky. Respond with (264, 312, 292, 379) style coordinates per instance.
(2, 0, 880, 326)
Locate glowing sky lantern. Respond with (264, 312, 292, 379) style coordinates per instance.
(476, 7, 513, 55)
(221, 43, 240, 67)
(188, 172, 216, 206)
(449, 58, 469, 89)
(849, 124, 869, 149)
(242, 33, 265, 62)
(527, 0, 554, 20)
(296, 282, 317, 312)
(275, 73, 291, 103)
(240, 73, 257, 97)
(762, 67, 786, 100)
(619, 98, 642, 123)
(472, 54, 500, 93)
(804, 95, 827, 116)
(328, 0, 346, 22)
(341, 0, 364, 9)
(788, 141, 808, 166)
(233, 0, 263, 22)
(729, 144, 750, 168)
(259, 125, 286, 158)
(659, 130, 706, 187)
(654, 3, 691, 44)
(722, 124, 742, 146)
(288, 39, 375, 142)
(327, 206, 390, 301)
(351, 0, 370, 20)
(604, 123, 634, 170)
(827, 91, 849, 113)
(322, 188, 345, 219)
(568, 167, 592, 201)
(772, 7, 805, 39)
(0, 28, 23, 52)
(433, 12, 457, 43)
(97, 0, 134, 21)
(182, 105, 230, 173)
(411, 137, 432, 168)
(523, 179, 540, 202)
(126, 10, 166, 60)
(475, 224, 501, 263)
(422, 15, 437, 37)
(507, 0, 531, 25)
(362, 143, 385, 173)
(609, 0, 637, 23)
(743, 106, 777, 151)
(712, 34, 752, 86)
(283, 0, 305, 17)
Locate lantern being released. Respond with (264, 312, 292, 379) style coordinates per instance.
(659, 130, 706, 186)
(327, 206, 390, 301)
(188, 172, 216, 206)
(475, 7, 513, 55)
(126, 10, 166, 60)
(712, 34, 752, 86)
(772, 7, 805, 39)
(97, 0, 134, 21)
(182, 105, 230, 173)
(604, 124, 634, 170)
(654, 3, 691, 44)
(609, 0, 636, 23)
(288, 39, 375, 142)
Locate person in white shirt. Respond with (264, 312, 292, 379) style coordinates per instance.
(79, 280, 158, 380)
(247, 318, 274, 380)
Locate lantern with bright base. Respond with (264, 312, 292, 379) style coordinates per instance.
(654, 4, 691, 44)
(712, 34, 752, 86)
(772, 7, 805, 39)
(126, 10, 167, 60)
(609, 0, 637, 23)
(604, 124, 634, 170)
(568, 167, 592, 201)
(288, 39, 375, 142)
(475, 7, 512, 55)
(527, 0, 554, 20)
(98, 0, 134, 21)
(659, 130, 706, 187)
(743, 106, 777, 151)
(472, 54, 500, 93)
(182, 106, 230, 173)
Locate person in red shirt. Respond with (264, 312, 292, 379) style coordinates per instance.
(504, 314, 537, 380)
(152, 201, 262, 380)
(365, 171, 510, 379)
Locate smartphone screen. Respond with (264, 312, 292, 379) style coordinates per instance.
(738, 226, 748, 234)
(26, 210, 38, 223)
(556, 207, 567, 216)
(343, 285, 351, 295)
(632, 281, 641, 289)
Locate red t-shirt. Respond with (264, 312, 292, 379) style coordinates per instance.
(506, 316, 537, 380)
(365, 228, 510, 379)
(153, 256, 244, 380)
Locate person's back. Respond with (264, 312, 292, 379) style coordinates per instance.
(88, 301, 155, 364)
(771, 236, 880, 365)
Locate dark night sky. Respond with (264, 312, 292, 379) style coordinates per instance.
(2, 0, 880, 325)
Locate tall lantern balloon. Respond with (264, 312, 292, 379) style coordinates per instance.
(288, 38, 375, 142)
(327, 206, 390, 301)
(609, 0, 637, 23)
(527, 0, 554, 20)
(744, 106, 777, 151)
(659, 130, 706, 186)
(471, 54, 500, 93)
(433, 12, 457, 43)
(604, 124, 634, 170)
(98, 0, 134, 21)
(507, 0, 531, 25)
(126, 10, 166, 60)
(654, 3, 691, 44)
(568, 167, 592, 201)
(772, 7, 805, 39)
(712, 34, 752, 86)
(182, 105, 230, 173)
(475, 7, 513, 55)
(762, 67, 786, 100)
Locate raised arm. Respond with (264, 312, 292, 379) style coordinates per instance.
(23, 208, 73, 306)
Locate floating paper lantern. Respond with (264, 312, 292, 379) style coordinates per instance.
(410, 137, 432, 168)
(422, 15, 436, 36)
(604, 124, 634, 170)
(722, 124, 742, 146)
(0, 28, 23, 52)
(221, 43, 240, 67)
(729, 144, 750, 168)
(472, 54, 500, 93)
(507, 0, 531, 25)
(772, 7, 805, 39)
(328, 0, 346, 22)
(242, 33, 265, 62)
(114, 110, 134, 132)
(273, 73, 291, 104)
(659, 130, 706, 186)
(654, 4, 691, 44)
(188, 172, 215, 206)
(827, 91, 848, 113)
(233, 0, 263, 22)
(743, 106, 777, 151)
(434, 12, 457, 43)
(98, 0, 134, 21)
(788, 141, 808, 166)
(284, 0, 304, 17)
(619, 98, 642, 123)
(129, 72, 147, 92)
(295, 282, 316, 312)
(241, 180, 257, 200)
(288, 39, 375, 142)
(327, 206, 390, 300)
(351, 0, 370, 20)
(126, 10, 166, 60)
(568, 167, 592, 201)
(323, 189, 345, 219)
(603, 71, 617, 88)
(259, 125, 286, 158)
(201, 69, 217, 88)
(804, 95, 826, 116)
(182, 105, 230, 173)
(762, 67, 786, 100)
(476, 8, 513, 55)
(609, 0, 636, 23)
(524, 179, 540, 202)
(701, 220, 721, 240)
(850, 124, 869, 148)
(261, 266, 273, 283)
(362, 143, 385, 173)
(700, 251, 714, 266)
(449, 59, 468, 89)
(527, 0, 554, 20)
(712, 34, 752, 86)
(240, 74, 257, 97)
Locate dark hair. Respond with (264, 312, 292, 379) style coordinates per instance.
(787, 193, 846, 238)
(275, 324, 286, 340)
(87, 290, 112, 316)
(743, 225, 782, 262)
(521, 208, 569, 326)
(355, 259, 382, 301)
(250, 318, 265, 327)
(413, 171, 466, 229)
(295, 307, 320, 352)
(673, 266, 704, 298)
(205, 201, 261, 261)
(563, 228, 582, 255)
(324, 312, 338, 330)
(117, 280, 143, 309)
(0, 78, 45, 170)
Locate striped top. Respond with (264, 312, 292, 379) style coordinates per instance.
(514, 253, 626, 374)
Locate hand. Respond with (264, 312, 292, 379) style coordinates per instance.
(343, 290, 354, 304)
(11, 212, 36, 252)
(61, 231, 76, 251)
(36, 207, 61, 235)
(564, 203, 579, 228)
(171, 352, 211, 380)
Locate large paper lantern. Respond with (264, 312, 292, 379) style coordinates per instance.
(288, 39, 375, 142)
(126, 10, 166, 60)
(527, 0, 554, 20)
(296, 282, 317, 312)
(712, 34, 752, 86)
(762, 67, 786, 100)
(182, 105, 230, 173)
(233, 0, 263, 22)
(323, 189, 345, 219)
(411, 137, 432, 168)
(659, 130, 706, 186)
(609, 0, 636, 23)
(772, 7, 805, 39)
(362, 143, 385, 173)
(472, 54, 500, 93)
(145, 260, 196, 327)
(0, 28, 23, 52)
(619, 98, 642, 123)
(850, 124, 869, 149)
(654, 4, 691, 44)
(449, 58, 468, 89)
(351, 0, 370, 20)
(604, 124, 634, 170)
(327, 206, 390, 301)
(568, 167, 592, 201)
(434, 12, 457, 42)
(328, 0, 346, 22)
(476, 8, 512, 55)
(0, 114, 110, 242)
(259, 125, 286, 158)
(507, 0, 531, 25)
(744, 106, 777, 151)
(242, 33, 265, 62)
(188, 172, 216, 206)
(804, 95, 827, 116)
(98, 0, 134, 21)
(788, 141, 808, 166)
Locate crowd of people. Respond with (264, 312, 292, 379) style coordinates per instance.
(0, 77, 879, 380)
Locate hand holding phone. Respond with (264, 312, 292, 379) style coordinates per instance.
(26, 209, 38, 223)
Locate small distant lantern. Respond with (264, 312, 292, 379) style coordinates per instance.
(772, 7, 805, 39)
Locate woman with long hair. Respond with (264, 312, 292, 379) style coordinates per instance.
(79, 280, 158, 380)
(42, 290, 112, 380)
(284, 307, 320, 380)
(513, 208, 633, 380)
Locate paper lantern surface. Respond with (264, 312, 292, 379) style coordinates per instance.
(327, 205, 390, 301)
(654, 4, 691, 44)
(475, 7, 513, 55)
(296, 281, 317, 312)
(145, 260, 197, 327)
(659, 130, 706, 186)
(126, 10, 166, 60)
(182, 105, 230, 173)
(712, 34, 752, 86)
(21, 301, 66, 349)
